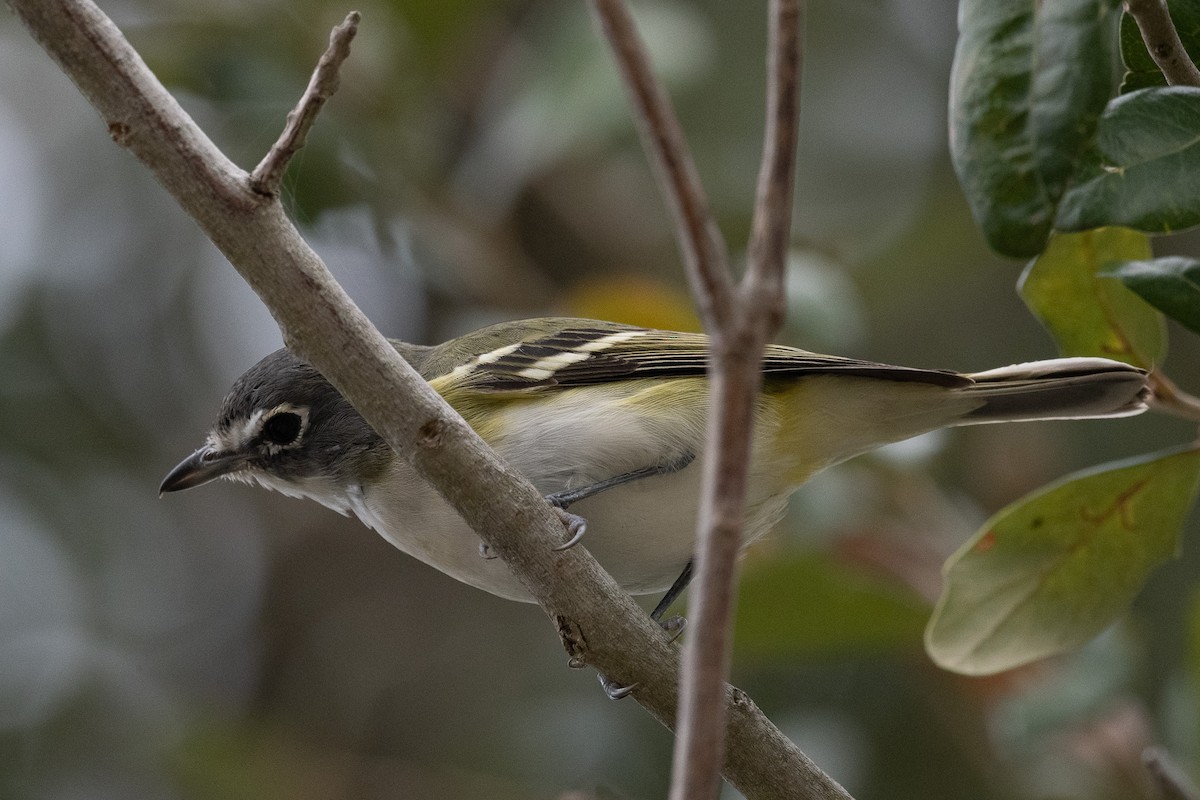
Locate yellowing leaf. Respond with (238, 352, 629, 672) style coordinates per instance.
(563, 275, 700, 332)
(926, 446, 1200, 675)
(1019, 228, 1165, 368)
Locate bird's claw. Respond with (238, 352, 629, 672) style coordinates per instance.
(598, 615, 685, 699)
(480, 507, 585, 558)
(599, 673, 639, 700)
(552, 507, 587, 551)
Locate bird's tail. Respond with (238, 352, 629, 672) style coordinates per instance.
(958, 358, 1150, 424)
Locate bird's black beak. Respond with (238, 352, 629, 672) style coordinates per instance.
(160, 446, 245, 494)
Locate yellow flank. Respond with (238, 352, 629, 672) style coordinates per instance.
(434, 377, 709, 447)
(772, 375, 971, 485)
(611, 378, 706, 416)
(771, 378, 836, 486)
(429, 384, 521, 444)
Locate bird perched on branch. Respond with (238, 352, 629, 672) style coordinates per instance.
(162, 317, 1149, 619)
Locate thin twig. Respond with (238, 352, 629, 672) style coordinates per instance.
(1145, 746, 1200, 800)
(12, 2, 850, 798)
(746, 0, 803, 312)
(1125, 0, 1200, 88)
(588, 0, 734, 324)
(1149, 372, 1200, 422)
(249, 11, 361, 196)
(671, 357, 760, 800)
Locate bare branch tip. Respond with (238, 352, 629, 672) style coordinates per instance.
(249, 12, 362, 196)
(332, 11, 362, 47)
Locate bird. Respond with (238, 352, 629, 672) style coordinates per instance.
(161, 316, 1149, 619)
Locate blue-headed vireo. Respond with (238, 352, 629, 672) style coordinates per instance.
(161, 317, 1149, 613)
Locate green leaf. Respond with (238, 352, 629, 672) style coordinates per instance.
(926, 446, 1200, 676)
(950, 0, 1122, 257)
(735, 555, 927, 662)
(1119, 1, 1200, 92)
(1057, 87, 1200, 233)
(1019, 228, 1165, 367)
(1105, 256, 1200, 335)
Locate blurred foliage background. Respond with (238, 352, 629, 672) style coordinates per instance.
(3, 1, 1200, 798)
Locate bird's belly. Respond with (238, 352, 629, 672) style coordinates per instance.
(354, 380, 790, 601)
(353, 458, 787, 603)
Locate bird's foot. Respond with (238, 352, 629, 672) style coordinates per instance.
(598, 615, 686, 700)
(478, 506, 586, 559)
(552, 506, 588, 551)
(599, 673, 639, 700)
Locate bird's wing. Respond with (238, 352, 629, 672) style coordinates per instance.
(424, 319, 969, 394)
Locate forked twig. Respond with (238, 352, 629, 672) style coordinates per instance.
(590, 2, 839, 800)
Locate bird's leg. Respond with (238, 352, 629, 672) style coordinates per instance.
(546, 451, 696, 508)
(545, 451, 695, 551)
(599, 559, 694, 700)
(650, 558, 693, 629)
(478, 451, 695, 558)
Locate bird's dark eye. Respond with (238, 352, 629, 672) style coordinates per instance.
(261, 411, 303, 446)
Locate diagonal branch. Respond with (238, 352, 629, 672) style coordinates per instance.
(250, 11, 361, 196)
(11, 2, 847, 798)
(1125, 0, 1200, 88)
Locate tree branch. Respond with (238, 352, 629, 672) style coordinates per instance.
(672, 3, 805, 798)
(250, 11, 361, 196)
(12, 1, 847, 798)
(1125, 0, 1200, 88)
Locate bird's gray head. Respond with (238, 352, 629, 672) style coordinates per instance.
(160, 349, 386, 505)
